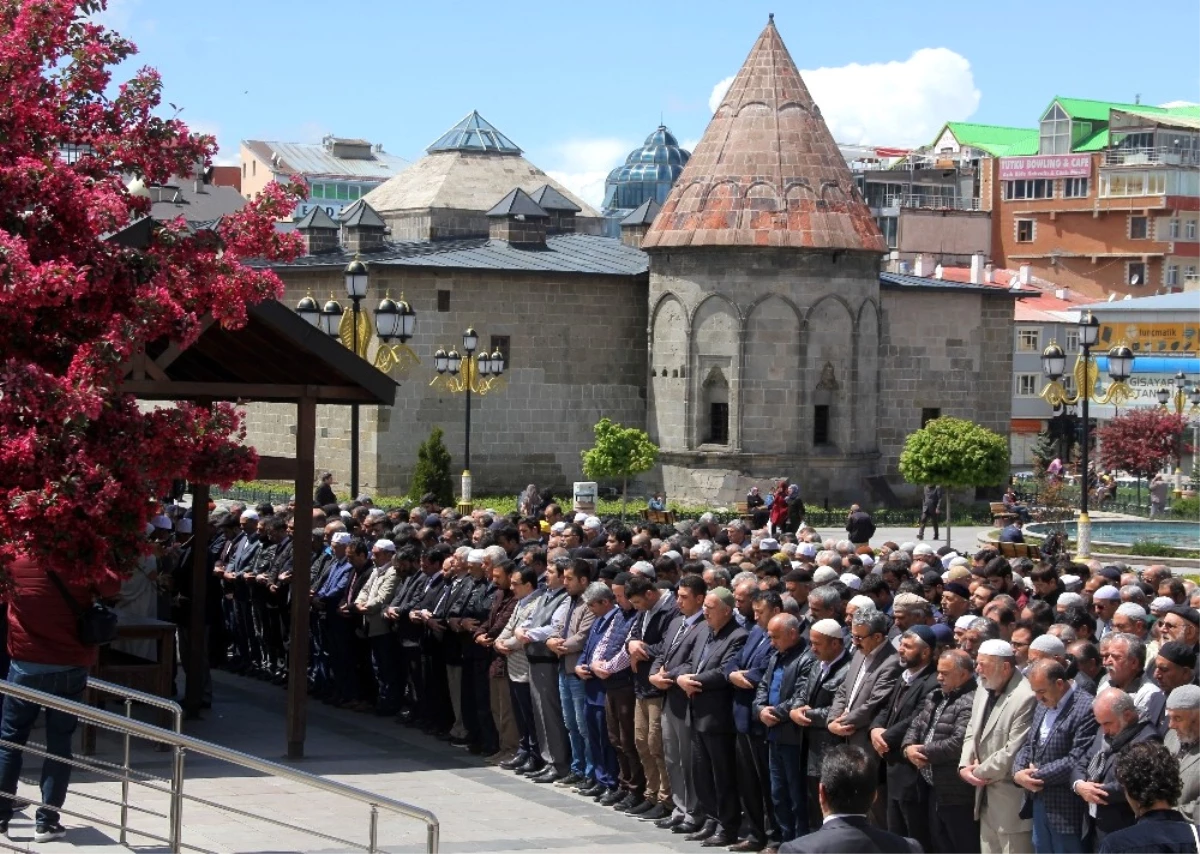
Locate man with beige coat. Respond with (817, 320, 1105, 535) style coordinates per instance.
(354, 540, 398, 714)
(959, 638, 1037, 854)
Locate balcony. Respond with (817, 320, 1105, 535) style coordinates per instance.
(1103, 147, 1200, 167)
(869, 194, 981, 214)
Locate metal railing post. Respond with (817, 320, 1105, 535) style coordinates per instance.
(120, 698, 132, 845)
(368, 805, 378, 854)
(169, 746, 186, 853)
(428, 820, 440, 854)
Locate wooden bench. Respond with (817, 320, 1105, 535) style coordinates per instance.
(641, 508, 677, 524)
(998, 541, 1035, 559)
(736, 501, 757, 525)
(990, 501, 1017, 527)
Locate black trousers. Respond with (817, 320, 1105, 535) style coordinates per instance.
(806, 775, 822, 834)
(468, 657, 498, 754)
(917, 511, 939, 540)
(930, 798, 980, 854)
(509, 680, 538, 757)
(399, 641, 423, 715)
(693, 730, 740, 836)
(888, 775, 932, 853)
(735, 732, 777, 844)
(419, 646, 451, 730)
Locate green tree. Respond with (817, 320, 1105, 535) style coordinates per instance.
(409, 426, 454, 507)
(581, 418, 659, 520)
(1031, 429, 1057, 475)
(899, 417, 1009, 546)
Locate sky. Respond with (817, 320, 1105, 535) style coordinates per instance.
(97, 0, 1200, 209)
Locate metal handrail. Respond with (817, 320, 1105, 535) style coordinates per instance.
(0, 678, 439, 853)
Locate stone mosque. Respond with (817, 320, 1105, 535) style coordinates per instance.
(249, 17, 1014, 506)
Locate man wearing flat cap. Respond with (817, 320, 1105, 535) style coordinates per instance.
(960, 638, 1036, 854)
(1164, 683, 1200, 822)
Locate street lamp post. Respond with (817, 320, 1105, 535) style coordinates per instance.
(296, 256, 415, 500)
(1040, 310, 1135, 558)
(434, 327, 506, 512)
(1156, 370, 1200, 497)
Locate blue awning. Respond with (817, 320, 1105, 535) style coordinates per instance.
(1094, 356, 1200, 375)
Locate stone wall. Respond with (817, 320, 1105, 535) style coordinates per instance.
(877, 288, 1014, 500)
(243, 266, 647, 497)
(648, 248, 883, 506)
(382, 208, 605, 242)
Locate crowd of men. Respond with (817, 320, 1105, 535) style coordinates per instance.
(167, 493, 1200, 854)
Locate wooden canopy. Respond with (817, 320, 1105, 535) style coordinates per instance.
(122, 298, 397, 759)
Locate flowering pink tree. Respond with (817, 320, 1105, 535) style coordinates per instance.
(0, 1, 304, 583)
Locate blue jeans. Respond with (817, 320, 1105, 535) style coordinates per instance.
(769, 741, 808, 842)
(0, 662, 89, 826)
(558, 672, 592, 779)
(1032, 796, 1086, 853)
(584, 700, 617, 788)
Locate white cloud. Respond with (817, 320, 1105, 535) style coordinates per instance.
(707, 48, 981, 148)
(544, 137, 632, 210)
(1159, 100, 1199, 108)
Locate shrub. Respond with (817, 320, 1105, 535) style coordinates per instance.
(409, 427, 454, 507)
(1169, 496, 1199, 520)
(1129, 540, 1179, 557)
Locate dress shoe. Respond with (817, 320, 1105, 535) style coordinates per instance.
(612, 792, 638, 811)
(598, 788, 625, 806)
(625, 799, 655, 816)
(640, 803, 671, 822)
(656, 814, 684, 829)
(498, 753, 529, 771)
(518, 760, 545, 776)
(684, 821, 717, 841)
(579, 782, 604, 798)
(672, 820, 701, 834)
(573, 779, 599, 794)
(555, 773, 583, 787)
(529, 769, 559, 784)
(726, 839, 764, 852)
(449, 736, 471, 747)
(701, 834, 735, 847)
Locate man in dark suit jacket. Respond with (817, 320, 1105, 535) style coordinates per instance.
(676, 586, 748, 847)
(647, 574, 707, 833)
(779, 744, 921, 853)
(728, 589, 785, 852)
(755, 613, 814, 845)
(1012, 659, 1098, 854)
(869, 626, 939, 849)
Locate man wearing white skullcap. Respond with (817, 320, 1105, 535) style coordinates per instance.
(1093, 586, 1121, 639)
(1164, 684, 1200, 822)
(960, 636, 1036, 854)
(791, 616, 850, 832)
(1028, 634, 1067, 665)
(812, 567, 838, 587)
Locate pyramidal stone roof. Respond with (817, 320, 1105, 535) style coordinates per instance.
(642, 17, 885, 252)
(486, 188, 549, 218)
(337, 199, 387, 228)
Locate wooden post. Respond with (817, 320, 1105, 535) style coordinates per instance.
(286, 395, 316, 759)
(185, 481, 210, 717)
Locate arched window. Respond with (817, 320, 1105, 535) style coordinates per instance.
(702, 367, 730, 445)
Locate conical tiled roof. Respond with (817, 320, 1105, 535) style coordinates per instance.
(642, 18, 884, 252)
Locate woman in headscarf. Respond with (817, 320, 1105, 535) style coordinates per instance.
(746, 485, 769, 529)
(517, 483, 540, 517)
(783, 484, 805, 534)
(769, 479, 789, 534)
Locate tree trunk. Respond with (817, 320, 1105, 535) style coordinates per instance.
(620, 474, 628, 522)
(945, 491, 952, 552)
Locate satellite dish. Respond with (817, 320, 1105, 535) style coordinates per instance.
(1130, 274, 1141, 285)
(1108, 293, 1116, 301)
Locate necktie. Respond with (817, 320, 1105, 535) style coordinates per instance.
(667, 619, 688, 654)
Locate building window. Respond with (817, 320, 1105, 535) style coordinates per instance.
(1128, 261, 1147, 286)
(708, 403, 730, 445)
(1039, 104, 1071, 155)
(1101, 172, 1167, 197)
(1005, 179, 1054, 200)
(1130, 216, 1149, 239)
(252, 160, 256, 176)
(920, 408, 941, 427)
(242, 163, 246, 179)
(1017, 328, 1041, 352)
(1017, 219, 1035, 242)
(1065, 330, 1080, 352)
(813, 405, 830, 445)
(490, 335, 510, 366)
(876, 216, 898, 249)
(1063, 177, 1089, 198)
(1187, 219, 1198, 240)
(1169, 218, 1181, 239)
(1166, 264, 1179, 287)
(437, 290, 450, 312)
(1186, 265, 1197, 281)
(1017, 374, 1041, 397)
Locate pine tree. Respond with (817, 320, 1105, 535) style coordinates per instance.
(1032, 429, 1057, 475)
(409, 427, 454, 507)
